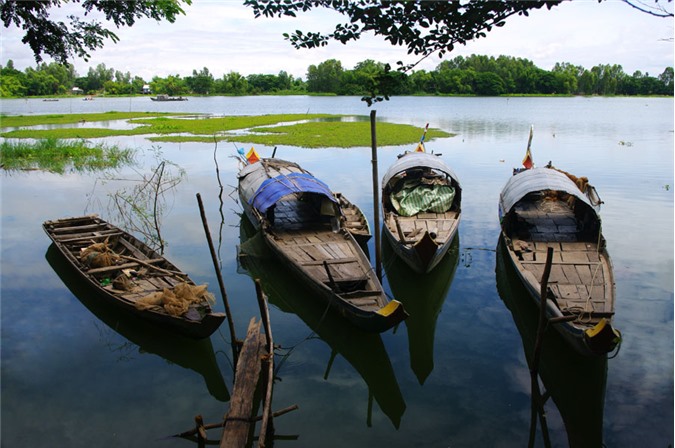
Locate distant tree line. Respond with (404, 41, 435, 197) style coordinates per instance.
(1, 54, 672, 98)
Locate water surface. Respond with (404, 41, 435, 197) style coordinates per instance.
(1, 96, 672, 447)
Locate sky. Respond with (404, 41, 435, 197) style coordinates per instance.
(1, 0, 673, 81)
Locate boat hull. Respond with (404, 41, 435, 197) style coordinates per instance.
(382, 151, 462, 274)
(382, 219, 459, 273)
(501, 233, 618, 356)
(43, 215, 225, 339)
(498, 166, 620, 356)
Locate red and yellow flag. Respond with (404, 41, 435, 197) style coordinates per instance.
(522, 125, 534, 169)
(246, 147, 260, 164)
(522, 147, 533, 169)
(415, 142, 425, 153)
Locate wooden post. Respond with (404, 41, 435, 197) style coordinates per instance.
(196, 193, 238, 349)
(254, 279, 275, 448)
(220, 318, 262, 448)
(370, 110, 382, 281)
(528, 246, 554, 448)
(195, 414, 207, 448)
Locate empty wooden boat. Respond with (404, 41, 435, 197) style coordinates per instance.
(237, 154, 407, 333)
(382, 140, 461, 273)
(498, 148, 621, 356)
(43, 215, 225, 339)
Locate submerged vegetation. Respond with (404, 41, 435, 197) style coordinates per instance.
(0, 138, 135, 173)
(0, 113, 452, 148)
(0, 111, 184, 128)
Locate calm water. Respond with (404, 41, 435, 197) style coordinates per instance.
(1, 96, 673, 447)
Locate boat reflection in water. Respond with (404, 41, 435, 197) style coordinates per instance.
(382, 231, 459, 385)
(45, 244, 230, 402)
(237, 215, 405, 428)
(495, 236, 608, 447)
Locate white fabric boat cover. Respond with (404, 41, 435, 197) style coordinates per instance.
(499, 167, 598, 217)
(382, 152, 460, 187)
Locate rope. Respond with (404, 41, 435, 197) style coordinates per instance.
(573, 222, 605, 323)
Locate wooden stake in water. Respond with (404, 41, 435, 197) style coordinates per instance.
(196, 193, 238, 348)
(370, 110, 382, 281)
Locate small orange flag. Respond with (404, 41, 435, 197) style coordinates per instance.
(415, 142, 425, 153)
(246, 147, 260, 164)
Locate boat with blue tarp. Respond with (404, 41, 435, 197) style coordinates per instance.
(237, 150, 407, 333)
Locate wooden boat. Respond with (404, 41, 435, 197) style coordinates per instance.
(237, 154, 407, 333)
(498, 136, 621, 356)
(43, 215, 225, 339)
(382, 138, 462, 273)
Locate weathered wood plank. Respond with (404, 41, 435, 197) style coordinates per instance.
(220, 318, 263, 448)
(86, 259, 163, 275)
(50, 222, 109, 233)
(302, 257, 359, 266)
(560, 251, 590, 263)
(561, 264, 582, 285)
(54, 231, 123, 243)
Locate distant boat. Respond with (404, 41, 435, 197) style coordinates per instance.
(150, 94, 188, 101)
(381, 127, 462, 273)
(237, 153, 407, 333)
(42, 99, 59, 102)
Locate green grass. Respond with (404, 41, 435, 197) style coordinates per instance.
(0, 138, 136, 173)
(213, 121, 452, 148)
(129, 114, 338, 134)
(0, 112, 455, 148)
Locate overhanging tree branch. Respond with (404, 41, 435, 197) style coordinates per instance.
(1, 0, 191, 64)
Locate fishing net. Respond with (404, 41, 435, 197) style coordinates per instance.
(80, 240, 120, 268)
(135, 282, 215, 316)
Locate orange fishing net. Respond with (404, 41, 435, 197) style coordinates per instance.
(135, 282, 215, 316)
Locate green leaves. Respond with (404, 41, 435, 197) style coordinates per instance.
(2, 0, 192, 64)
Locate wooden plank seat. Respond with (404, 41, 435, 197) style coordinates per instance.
(54, 231, 123, 243)
(86, 259, 164, 275)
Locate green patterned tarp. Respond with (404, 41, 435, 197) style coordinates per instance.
(391, 179, 455, 217)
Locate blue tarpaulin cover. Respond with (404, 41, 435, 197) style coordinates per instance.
(250, 172, 336, 213)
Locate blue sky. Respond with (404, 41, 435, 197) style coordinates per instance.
(1, 0, 673, 80)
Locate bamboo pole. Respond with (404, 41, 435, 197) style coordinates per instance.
(528, 246, 554, 448)
(196, 193, 238, 349)
(370, 110, 382, 281)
